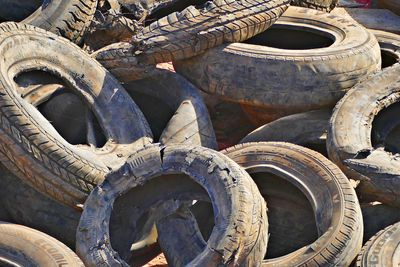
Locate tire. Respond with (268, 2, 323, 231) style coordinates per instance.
(124, 69, 218, 149)
(174, 6, 381, 113)
(0, 222, 84, 266)
(0, 161, 80, 249)
(356, 222, 400, 267)
(370, 29, 400, 69)
(0, 1, 42, 21)
(93, 0, 291, 79)
(327, 64, 400, 208)
(361, 202, 400, 243)
(240, 110, 331, 156)
(378, 0, 400, 15)
(0, 23, 153, 208)
(1, 0, 97, 43)
(158, 142, 363, 266)
(76, 144, 268, 267)
(291, 0, 338, 11)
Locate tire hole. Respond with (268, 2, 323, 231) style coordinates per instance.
(244, 25, 335, 50)
(381, 50, 399, 69)
(13, 70, 107, 147)
(250, 172, 318, 259)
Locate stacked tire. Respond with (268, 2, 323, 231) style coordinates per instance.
(0, 1, 398, 267)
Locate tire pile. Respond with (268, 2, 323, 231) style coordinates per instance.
(0, 0, 399, 266)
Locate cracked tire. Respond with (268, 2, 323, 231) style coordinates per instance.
(0, 22, 153, 208)
(174, 7, 381, 114)
(356, 222, 400, 267)
(0, 222, 84, 266)
(327, 64, 400, 208)
(76, 144, 268, 267)
(93, 0, 291, 81)
(0, 0, 98, 43)
(158, 142, 363, 266)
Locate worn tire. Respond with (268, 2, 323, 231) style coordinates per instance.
(124, 69, 217, 149)
(240, 109, 331, 155)
(174, 7, 381, 113)
(158, 142, 363, 266)
(93, 0, 290, 80)
(327, 64, 400, 207)
(0, 161, 80, 249)
(0, 222, 84, 266)
(361, 203, 400, 243)
(378, 0, 400, 15)
(0, 1, 42, 21)
(1, 0, 97, 43)
(356, 222, 400, 267)
(291, 0, 338, 11)
(76, 144, 267, 267)
(371, 29, 400, 69)
(0, 22, 153, 208)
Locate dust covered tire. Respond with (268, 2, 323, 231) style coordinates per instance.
(0, 23, 152, 208)
(327, 64, 400, 207)
(1, 0, 97, 43)
(76, 144, 267, 267)
(158, 142, 363, 266)
(93, 0, 291, 81)
(174, 7, 381, 114)
(0, 222, 84, 266)
(356, 222, 400, 267)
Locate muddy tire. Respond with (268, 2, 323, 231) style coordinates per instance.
(174, 7, 381, 113)
(356, 222, 400, 267)
(158, 142, 363, 266)
(371, 29, 400, 69)
(240, 110, 330, 155)
(0, 23, 152, 208)
(1, 0, 97, 43)
(378, 0, 400, 15)
(0, 222, 84, 266)
(0, 1, 42, 21)
(93, 0, 291, 78)
(327, 64, 400, 207)
(125, 69, 217, 149)
(76, 144, 267, 267)
(291, 0, 338, 11)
